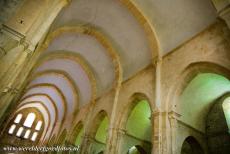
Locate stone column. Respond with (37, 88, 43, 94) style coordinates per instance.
(104, 127, 126, 154)
(0, 30, 30, 120)
(104, 81, 122, 154)
(152, 55, 166, 154)
(152, 110, 162, 154)
(80, 134, 95, 154)
(152, 109, 174, 154)
(168, 110, 181, 154)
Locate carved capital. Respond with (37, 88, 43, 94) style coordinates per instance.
(0, 25, 27, 56)
(1, 86, 19, 94)
(168, 110, 181, 120)
(153, 56, 162, 66)
(109, 127, 126, 135)
(152, 109, 167, 117)
(82, 134, 94, 142)
(1, 24, 25, 41)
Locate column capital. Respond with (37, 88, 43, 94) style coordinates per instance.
(82, 134, 95, 142)
(152, 109, 167, 117)
(1, 24, 25, 41)
(153, 55, 162, 65)
(108, 127, 126, 135)
(168, 110, 181, 120)
(1, 86, 19, 94)
(64, 0, 72, 5)
(0, 24, 34, 57)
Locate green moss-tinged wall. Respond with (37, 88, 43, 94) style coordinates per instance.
(126, 100, 151, 142)
(95, 116, 109, 143)
(206, 95, 230, 154)
(222, 97, 230, 131)
(90, 141, 105, 154)
(179, 73, 230, 132)
(75, 128, 83, 146)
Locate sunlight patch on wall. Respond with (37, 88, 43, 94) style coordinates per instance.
(95, 116, 109, 144)
(75, 128, 83, 146)
(222, 97, 230, 132)
(126, 100, 151, 142)
(179, 73, 230, 132)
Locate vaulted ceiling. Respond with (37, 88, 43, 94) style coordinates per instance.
(6, 0, 217, 141)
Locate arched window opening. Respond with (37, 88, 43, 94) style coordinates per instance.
(24, 130, 31, 139)
(126, 100, 151, 141)
(8, 124, 16, 134)
(75, 128, 83, 146)
(179, 73, 230, 132)
(16, 127, 24, 137)
(122, 99, 152, 154)
(127, 145, 147, 154)
(89, 112, 109, 153)
(95, 116, 109, 144)
(35, 121, 42, 131)
(181, 136, 204, 154)
(206, 94, 230, 153)
(5, 108, 44, 144)
(179, 73, 230, 154)
(31, 132, 38, 141)
(14, 114, 22, 123)
(23, 113, 36, 128)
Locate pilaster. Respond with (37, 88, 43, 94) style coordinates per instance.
(168, 110, 181, 154)
(152, 110, 163, 154)
(80, 134, 95, 154)
(105, 127, 126, 154)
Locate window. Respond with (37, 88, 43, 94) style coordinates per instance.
(14, 114, 22, 123)
(35, 121, 42, 131)
(23, 113, 36, 128)
(16, 127, 24, 137)
(24, 130, 31, 139)
(7, 111, 43, 142)
(8, 124, 16, 134)
(31, 132, 38, 141)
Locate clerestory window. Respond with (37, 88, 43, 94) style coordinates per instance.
(8, 112, 43, 142)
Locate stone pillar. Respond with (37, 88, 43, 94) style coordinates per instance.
(104, 83, 122, 154)
(0, 0, 68, 122)
(0, 33, 30, 119)
(168, 110, 181, 154)
(105, 127, 126, 154)
(152, 110, 173, 154)
(80, 134, 95, 154)
(79, 103, 95, 153)
(152, 55, 166, 154)
(152, 110, 162, 154)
